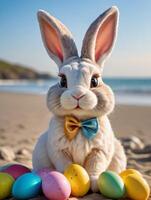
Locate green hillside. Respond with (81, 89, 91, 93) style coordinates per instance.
(0, 60, 54, 80)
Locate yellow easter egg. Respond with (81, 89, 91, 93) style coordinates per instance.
(0, 172, 15, 199)
(120, 169, 142, 180)
(124, 174, 150, 200)
(64, 164, 90, 197)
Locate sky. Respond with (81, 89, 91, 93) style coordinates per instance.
(0, 0, 151, 77)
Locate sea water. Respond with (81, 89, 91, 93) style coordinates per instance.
(0, 78, 151, 105)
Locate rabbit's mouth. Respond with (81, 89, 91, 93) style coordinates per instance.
(75, 105, 82, 110)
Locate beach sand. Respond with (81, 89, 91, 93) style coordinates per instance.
(0, 92, 151, 199)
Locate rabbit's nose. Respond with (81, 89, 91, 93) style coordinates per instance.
(71, 86, 86, 100)
(72, 94, 85, 100)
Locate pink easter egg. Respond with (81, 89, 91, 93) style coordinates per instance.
(3, 164, 31, 180)
(42, 171, 71, 200)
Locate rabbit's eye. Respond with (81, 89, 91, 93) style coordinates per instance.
(91, 76, 99, 88)
(59, 75, 67, 88)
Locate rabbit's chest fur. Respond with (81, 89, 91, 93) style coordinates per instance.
(47, 116, 115, 166)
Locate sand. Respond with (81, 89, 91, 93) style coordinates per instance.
(0, 92, 150, 199)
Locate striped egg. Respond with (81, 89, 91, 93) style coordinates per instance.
(98, 171, 125, 199)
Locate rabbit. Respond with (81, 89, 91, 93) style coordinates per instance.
(32, 6, 127, 192)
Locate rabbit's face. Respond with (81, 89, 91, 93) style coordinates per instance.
(38, 6, 119, 119)
(47, 58, 114, 119)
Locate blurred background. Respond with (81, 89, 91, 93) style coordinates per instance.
(0, 0, 151, 104)
(0, 0, 151, 183)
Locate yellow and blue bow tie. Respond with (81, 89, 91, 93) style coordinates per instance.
(64, 116, 99, 141)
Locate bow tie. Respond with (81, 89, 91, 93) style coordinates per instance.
(64, 116, 99, 141)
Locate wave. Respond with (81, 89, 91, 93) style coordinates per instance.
(0, 78, 151, 106)
(114, 88, 151, 95)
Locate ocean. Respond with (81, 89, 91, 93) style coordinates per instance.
(0, 78, 151, 105)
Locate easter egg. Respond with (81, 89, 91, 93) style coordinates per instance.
(124, 173, 150, 200)
(42, 171, 71, 200)
(0, 172, 15, 199)
(120, 168, 142, 180)
(12, 172, 42, 199)
(3, 164, 31, 180)
(64, 164, 90, 197)
(34, 167, 52, 179)
(98, 171, 125, 199)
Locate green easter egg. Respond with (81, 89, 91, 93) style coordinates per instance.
(98, 171, 125, 199)
(0, 172, 15, 199)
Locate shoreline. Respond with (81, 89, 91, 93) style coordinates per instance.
(1, 77, 151, 106)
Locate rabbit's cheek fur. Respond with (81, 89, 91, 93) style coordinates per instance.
(94, 84, 115, 115)
(60, 90, 78, 110)
(47, 84, 65, 112)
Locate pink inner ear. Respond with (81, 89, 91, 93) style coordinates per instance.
(95, 13, 116, 62)
(42, 19, 63, 62)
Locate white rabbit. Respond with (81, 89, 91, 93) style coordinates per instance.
(32, 6, 127, 192)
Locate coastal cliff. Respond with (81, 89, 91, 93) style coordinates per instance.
(0, 60, 54, 80)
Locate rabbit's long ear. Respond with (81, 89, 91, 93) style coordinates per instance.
(38, 10, 78, 66)
(81, 6, 119, 66)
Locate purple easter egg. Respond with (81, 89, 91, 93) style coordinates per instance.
(35, 167, 52, 179)
(3, 164, 31, 180)
(42, 171, 71, 200)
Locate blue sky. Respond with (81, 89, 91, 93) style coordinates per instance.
(0, 0, 151, 77)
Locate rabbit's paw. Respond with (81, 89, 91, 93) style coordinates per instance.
(90, 175, 99, 192)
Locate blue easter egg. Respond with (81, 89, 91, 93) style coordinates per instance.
(12, 172, 42, 199)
